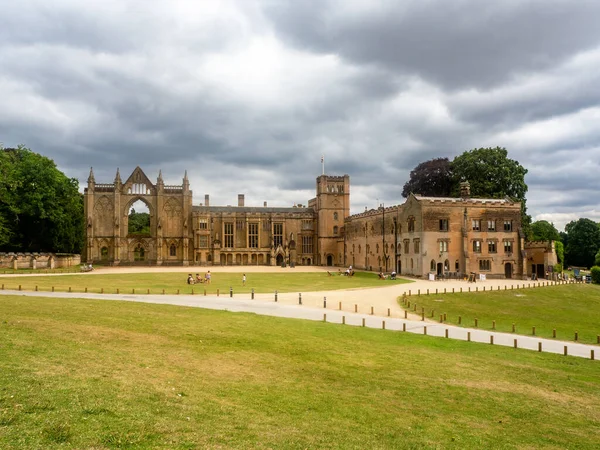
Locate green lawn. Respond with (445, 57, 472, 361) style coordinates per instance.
(0, 270, 410, 294)
(400, 284, 600, 344)
(0, 295, 598, 449)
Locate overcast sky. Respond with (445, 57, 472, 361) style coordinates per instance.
(2, 0, 599, 230)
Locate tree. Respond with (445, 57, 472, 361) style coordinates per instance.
(595, 249, 600, 267)
(401, 158, 453, 198)
(128, 209, 150, 235)
(530, 220, 560, 242)
(555, 240, 564, 266)
(0, 145, 84, 253)
(451, 147, 530, 233)
(564, 218, 600, 268)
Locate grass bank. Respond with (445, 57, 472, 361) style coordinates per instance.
(1, 295, 599, 448)
(0, 270, 410, 294)
(399, 284, 600, 344)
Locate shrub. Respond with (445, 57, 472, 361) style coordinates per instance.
(591, 266, 600, 284)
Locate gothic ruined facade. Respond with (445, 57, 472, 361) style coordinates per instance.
(85, 167, 536, 278)
(84, 167, 349, 267)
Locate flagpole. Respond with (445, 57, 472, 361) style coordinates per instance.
(321, 155, 325, 175)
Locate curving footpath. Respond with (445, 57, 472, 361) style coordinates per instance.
(1, 287, 596, 361)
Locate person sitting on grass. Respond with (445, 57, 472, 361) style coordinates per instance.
(187, 274, 195, 285)
(196, 273, 204, 283)
(327, 271, 332, 276)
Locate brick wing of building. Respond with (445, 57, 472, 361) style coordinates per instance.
(344, 182, 526, 279)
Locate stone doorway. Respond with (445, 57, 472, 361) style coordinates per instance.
(505, 262, 512, 279)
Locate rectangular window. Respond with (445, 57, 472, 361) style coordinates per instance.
(479, 260, 491, 271)
(439, 219, 449, 231)
(413, 239, 420, 253)
(439, 241, 448, 252)
(404, 239, 410, 254)
(199, 235, 208, 248)
(302, 236, 313, 254)
(273, 223, 283, 248)
(487, 220, 496, 232)
(198, 218, 208, 230)
(302, 219, 313, 230)
(248, 222, 258, 248)
(224, 222, 234, 248)
(504, 240, 513, 253)
(488, 241, 497, 253)
(473, 240, 481, 253)
(472, 219, 481, 231)
(408, 218, 415, 232)
(170, 245, 177, 257)
(504, 220, 512, 232)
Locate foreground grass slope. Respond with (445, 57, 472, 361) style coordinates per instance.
(1, 295, 599, 449)
(400, 284, 600, 344)
(0, 270, 409, 294)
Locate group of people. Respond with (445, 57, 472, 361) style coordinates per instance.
(187, 271, 211, 285)
(378, 270, 396, 280)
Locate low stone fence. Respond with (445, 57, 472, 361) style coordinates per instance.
(0, 252, 81, 270)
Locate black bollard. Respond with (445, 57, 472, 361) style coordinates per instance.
(275, 290, 278, 302)
(230, 287, 233, 298)
(251, 288, 254, 299)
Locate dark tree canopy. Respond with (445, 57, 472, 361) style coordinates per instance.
(451, 147, 528, 201)
(564, 218, 600, 268)
(0, 145, 84, 253)
(401, 157, 453, 198)
(530, 220, 560, 242)
(128, 209, 150, 235)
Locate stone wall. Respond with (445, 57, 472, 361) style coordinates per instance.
(0, 253, 81, 270)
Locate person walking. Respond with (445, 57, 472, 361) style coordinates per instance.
(242, 273, 246, 286)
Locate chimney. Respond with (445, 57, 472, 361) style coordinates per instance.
(238, 194, 245, 207)
(264, 201, 267, 207)
(204, 194, 210, 207)
(460, 181, 471, 199)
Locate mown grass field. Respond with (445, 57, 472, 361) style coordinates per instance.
(400, 284, 600, 344)
(1, 295, 599, 449)
(0, 270, 410, 294)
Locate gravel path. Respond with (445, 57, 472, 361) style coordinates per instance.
(1, 275, 595, 360)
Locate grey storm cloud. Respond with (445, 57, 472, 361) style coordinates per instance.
(1, 0, 600, 229)
(264, 0, 600, 90)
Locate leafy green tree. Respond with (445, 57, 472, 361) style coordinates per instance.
(451, 147, 530, 233)
(402, 158, 453, 198)
(591, 266, 600, 284)
(0, 145, 84, 253)
(595, 249, 600, 267)
(555, 241, 564, 266)
(530, 220, 560, 242)
(564, 218, 600, 268)
(128, 209, 150, 235)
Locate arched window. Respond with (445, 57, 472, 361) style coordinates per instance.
(170, 244, 177, 257)
(333, 212, 338, 221)
(100, 247, 108, 260)
(376, 244, 379, 254)
(358, 245, 361, 254)
(455, 260, 460, 271)
(411, 258, 414, 269)
(333, 226, 338, 234)
(444, 259, 449, 271)
(430, 259, 436, 271)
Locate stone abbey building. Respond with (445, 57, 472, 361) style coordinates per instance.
(84, 167, 549, 278)
(84, 167, 348, 268)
